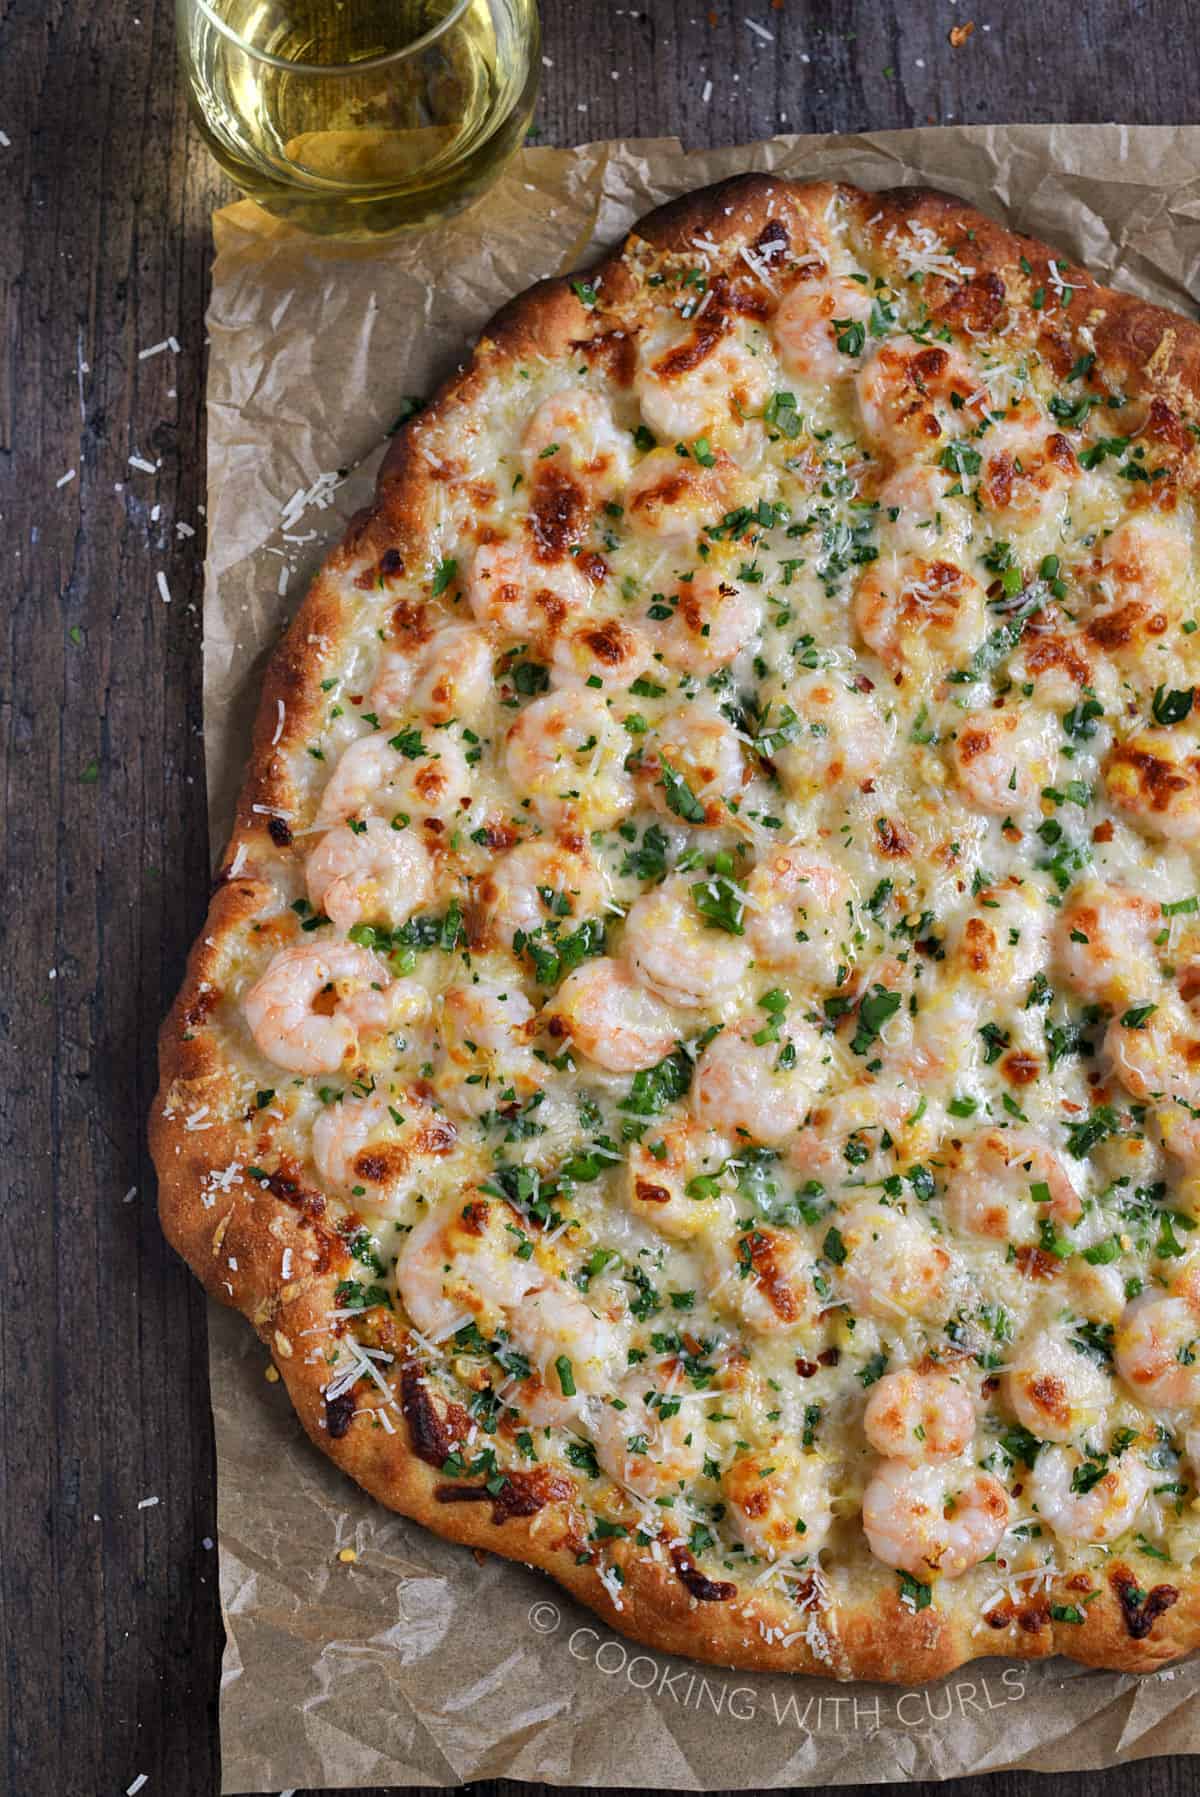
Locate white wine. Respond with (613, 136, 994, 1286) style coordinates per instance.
(178, 0, 540, 237)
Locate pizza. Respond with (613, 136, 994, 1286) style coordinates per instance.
(152, 174, 1200, 1684)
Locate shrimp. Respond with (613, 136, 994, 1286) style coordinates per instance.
(509, 1282, 625, 1398)
(549, 615, 649, 689)
(634, 319, 770, 443)
(589, 1384, 708, 1499)
(723, 1448, 833, 1558)
(876, 462, 972, 559)
(1105, 729, 1200, 843)
(467, 535, 591, 642)
(311, 1090, 457, 1215)
(713, 1224, 816, 1335)
(1008, 619, 1097, 711)
(624, 1122, 732, 1239)
(745, 849, 854, 980)
(521, 387, 632, 502)
(943, 1129, 1081, 1244)
(1155, 1103, 1200, 1172)
(647, 566, 763, 676)
(949, 879, 1050, 996)
(863, 1368, 975, 1463)
(243, 941, 426, 1075)
(766, 669, 893, 793)
(394, 1193, 540, 1338)
(773, 272, 873, 385)
(478, 839, 609, 947)
(471, 837, 609, 952)
(899, 988, 990, 1095)
(1054, 882, 1163, 1005)
(1105, 993, 1200, 1114)
(305, 818, 434, 932)
(949, 706, 1058, 818)
(838, 1201, 952, 1322)
(315, 728, 473, 828)
(977, 412, 1077, 526)
(1093, 512, 1191, 616)
(369, 624, 495, 725)
(313, 730, 398, 825)
(504, 690, 634, 828)
(691, 1016, 825, 1144)
(624, 446, 743, 551)
(854, 554, 986, 678)
(1005, 1328, 1113, 1443)
(548, 958, 678, 1072)
(1030, 1444, 1152, 1545)
(861, 1461, 1010, 1579)
(432, 982, 544, 1119)
(623, 874, 753, 1008)
(636, 704, 749, 827)
(788, 1082, 929, 1187)
(855, 336, 983, 460)
(1114, 1278, 1200, 1409)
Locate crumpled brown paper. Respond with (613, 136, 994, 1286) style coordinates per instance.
(204, 127, 1200, 1794)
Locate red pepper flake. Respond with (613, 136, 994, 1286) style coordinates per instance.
(949, 22, 975, 47)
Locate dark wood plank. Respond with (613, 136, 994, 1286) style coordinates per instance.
(2, 1, 1200, 1793)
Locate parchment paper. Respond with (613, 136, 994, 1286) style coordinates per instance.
(203, 126, 1200, 1794)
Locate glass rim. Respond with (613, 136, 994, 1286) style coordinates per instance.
(191, 0, 474, 74)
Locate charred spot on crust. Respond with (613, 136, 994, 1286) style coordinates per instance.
(326, 1390, 356, 1438)
(985, 1596, 1050, 1633)
(380, 546, 405, 577)
(184, 985, 220, 1028)
(262, 1164, 326, 1219)
(934, 270, 1007, 333)
(267, 814, 293, 848)
(708, 273, 770, 320)
(1141, 396, 1191, 452)
(752, 216, 789, 260)
(1110, 1566, 1179, 1639)
(436, 1465, 574, 1523)
(400, 1362, 471, 1468)
(669, 1543, 736, 1602)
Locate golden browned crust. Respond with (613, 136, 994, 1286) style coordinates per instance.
(152, 173, 1200, 1683)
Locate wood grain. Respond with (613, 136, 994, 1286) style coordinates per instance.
(2, 0, 1200, 1792)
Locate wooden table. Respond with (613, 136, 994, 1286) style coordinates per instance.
(3, 1, 1200, 1792)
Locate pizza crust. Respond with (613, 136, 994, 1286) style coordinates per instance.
(153, 173, 1200, 1683)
